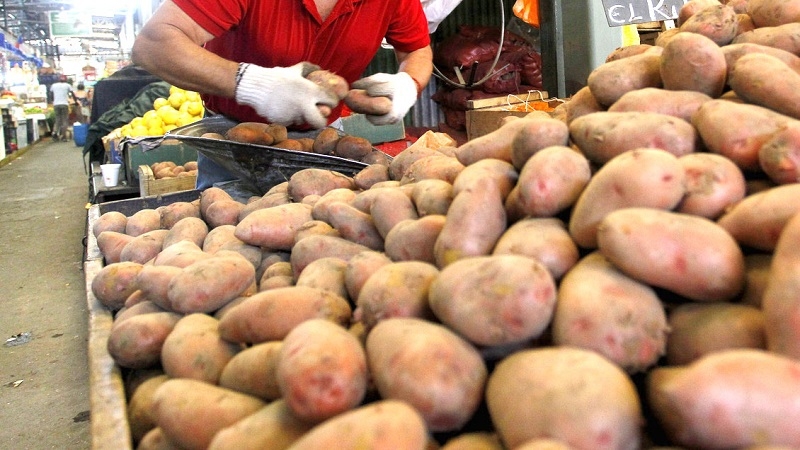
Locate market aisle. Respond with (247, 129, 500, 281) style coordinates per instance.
(0, 138, 92, 449)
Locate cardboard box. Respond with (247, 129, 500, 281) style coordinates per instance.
(464, 91, 565, 141)
(137, 165, 197, 196)
(122, 137, 199, 186)
(340, 113, 405, 144)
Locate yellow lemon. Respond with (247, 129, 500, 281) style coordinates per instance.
(131, 125, 149, 137)
(144, 114, 163, 130)
(169, 85, 185, 96)
(157, 105, 180, 125)
(184, 91, 201, 102)
(175, 111, 194, 127)
(120, 124, 132, 137)
(163, 124, 178, 133)
(153, 97, 169, 110)
(168, 92, 187, 109)
(129, 116, 144, 128)
(147, 125, 164, 136)
(143, 109, 159, 122)
(186, 101, 204, 116)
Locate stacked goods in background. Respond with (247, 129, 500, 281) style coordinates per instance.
(87, 0, 800, 448)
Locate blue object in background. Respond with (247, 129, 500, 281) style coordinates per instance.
(73, 123, 88, 147)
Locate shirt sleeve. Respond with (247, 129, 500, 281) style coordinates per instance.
(385, 0, 432, 53)
(172, 0, 249, 37)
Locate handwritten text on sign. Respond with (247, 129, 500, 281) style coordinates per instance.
(600, 0, 688, 26)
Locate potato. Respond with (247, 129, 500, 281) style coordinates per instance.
(239, 191, 293, 220)
(311, 127, 340, 155)
(569, 111, 697, 165)
(452, 158, 518, 199)
(126, 209, 162, 237)
(295, 256, 349, 299)
(507, 145, 591, 219)
(563, 85, 605, 125)
(598, 207, 746, 302)
(287, 168, 354, 202)
(107, 311, 182, 369)
(218, 341, 283, 401)
(716, 183, 800, 251)
(493, 217, 579, 280)
(93, 210, 127, 237)
(202, 197, 242, 227)
(324, 201, 384, 250)
(152, 378, 265, 450)
(290, 234, 372, 276)
(660, 31, 727, 97)
(276, 319, 368, 423)
(399, 154, 465, 185)
(366, 318, 488, 432)
(309, 187, 358, 223)
(666, 302, 766, 365)
(368, 186, 420, 239)
(334, 135, 373, 160)
(264, 123, 289, 143)
(730, 53, 800, 120)
(762, 210, 800, 359)
(91, 261, 144, 311)
(344, 88, 393, 115)
(234, 202, 313, 250)
(285, 399, 428, 450)
(607, 87, 713, 122)
(676, 152, 747, 219)
(162, 216, 208, 249)
(292, 219, 340, 244)
(568, 149, 687, 249)
(747, 0, 800, 27)
(586, 48, 663, 107)
(343, 250, 393, 301)
(509, 116, 570, 169)
(353, 163, 391, 190)
(120, 229, 169, 264)
(679, 3, 738, 45)
(722, 43, 800, 79)
(552, 252, 669, 372)
(159, 201, 201, 229)
(604, 43, 655, 62)
(207, 399, 313, 450)
(692, 99, 793, 172)
(225, 122, 274, 145)
(360, 149, 393, 166)
(383, 215, 446, 264)
(136, 264, 183, 310)
(410, 179, 454, 216)
(151, 239, 212, 268)
(353, 261, 439, 330)
(306, 69, 349, 99)
(127, 373, 169, 444)
(160, 313, 242, 383)
(487, 346, 642, 449)
(167, 254, 256, 313)
(389, 140, 445, 180)
(647, 349, 800, 448)
(455, 116, 544, 165)
(217, 285, 352, 344)
(273, 139, 305, 151)
(759, 120, 800, 184)
(732, 22, 800, 55)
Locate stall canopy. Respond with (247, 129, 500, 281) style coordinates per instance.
(0, 33, 43, 67)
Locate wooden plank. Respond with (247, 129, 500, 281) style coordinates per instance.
(466, 91, 550, 110)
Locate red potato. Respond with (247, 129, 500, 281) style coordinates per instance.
(217, 285, 352, 344)
(732, 22, 800, 55)
(746, 0, 800, 27)
(368, 187, 420, 239)
(292, 219, 340, 244)
(325, 201, 384, 250)
(429, 255, 556, 348)
(676, 152, 747, 219)
(353, 261, 439, 330)
(151, 240, 212, 268)
(277, 319, 368, 423)
(207, 399, 314, 450)
(647, 349, 800, 449)
(677, 0, 722, 25)
(107, 311, 182, 369)
(218, 341, 283, 401)
(552, 252, 669, 373)
(452, 158, 518, 199)
(598, 207, 746, 302)
(434, 176, 507, 268)
(167, 255, 256, 313)
(136, 427, 180, 450)
(679, 3, 739, 45)
(161, 216, 208, 249)
(660, 31, 727, 97)
(666, 302, 766, 365)
(568, 111, 697, 165)
(126, 209, 162, 237)
(290, 234, 372, 276)
(759, 121, 800, 184)
(286, 168, 355, 202)
(761, 211, 800, 359)
(398, 154, 465, 185)
(454, 116, 543, 165)
(366, 317, 488, 432)
(159, 201, 201, 230)
(486, 346, 643, 450)
(604, 43, 655, 62)
(563, 85, 605, 125)
(127, 373, 169, 444)
(160, 313, 242, 383)
(507, 145, 591, 219)
(389, 140, 445, 180)
(285, 399, 429, 450)
(238, 191, 293, 220)
(692, 99, 794, 172)
(739, 253, 772, 307)
(730, 53, 800, 120)
(716, 183, 800, 251)
(383, 215, 446, 264)
(204, 199, 245, 228)
(199, 186, 234, 218)
(309, 187, 358, 223)
(353, 163, 391, 190)
(294, 256, 349, 299)
(152, 378, 266, 450)
(493, 217, 579, 280)
(654, 27, 681, 47)
(410, 178, 454, 216)
(96, 230, 135, 264)
(119, 229, 169, 264)
(343, 250, 393, 301)
(234, 202, 313, 250)
(91, 261, 144, 311)
(586, 46, 664, 107)
(509, 116, 571, 170)
(722, 43, 800, 79)
(607, 87, 713, 123)
(135, 265, 183, 311)
(93, 210, 127, 237)
(568, 148, 687, 249)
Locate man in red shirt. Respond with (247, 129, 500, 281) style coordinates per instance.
(131, 0, 433, 189)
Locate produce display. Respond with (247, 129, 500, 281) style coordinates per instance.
(147, 160, 198, 180)
(87, 0, 800, 448)
(118, 85, 206, 138)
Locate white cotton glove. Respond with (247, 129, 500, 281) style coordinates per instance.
(351, 72, 419, 125)
(235, 62, 339, 129)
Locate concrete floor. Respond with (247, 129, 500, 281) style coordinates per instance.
(0, 138, 92, 449)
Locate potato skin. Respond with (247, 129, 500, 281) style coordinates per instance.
(207, 399, 313, 450)
(586, 48, 663, 107)
(493, 217, 579, 280)
(661, 31, 727, 97)
(597, 207, 745, 302)
(762, 210, 800, 359)
(107, 311, 182, 369)
(607, 87, 712, 123)
(344, 88, 393, 115)
(716, 183, 800, 251)
(729, 53, 800, 120)
(218, 341, 283, 401)
(91, 261, 144, 311)
(354, 261, 439, 330)
(225, 122, 274, 145)
(679, 3, 738, 45)
(160, 313, 242, 384)
(167, 255, 256, 313)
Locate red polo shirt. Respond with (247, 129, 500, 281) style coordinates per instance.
(173, 0, 431, 124)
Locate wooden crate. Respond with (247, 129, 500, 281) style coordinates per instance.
(465, 91, 565, 141)
(137, 165, 197, 196)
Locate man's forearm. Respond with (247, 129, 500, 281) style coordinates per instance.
(396, 45, 434, 93)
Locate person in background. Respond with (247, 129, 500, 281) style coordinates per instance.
(49, 75, 73, 142)
(73, 82, 91, 124)
(131, 0, 433, 190)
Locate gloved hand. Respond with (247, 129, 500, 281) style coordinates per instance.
(235, 62, 340, 129)
(351, 72, 419, 125)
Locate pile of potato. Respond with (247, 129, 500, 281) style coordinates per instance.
(149, 160, 198, 180)
(89, 0, 800, 447)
